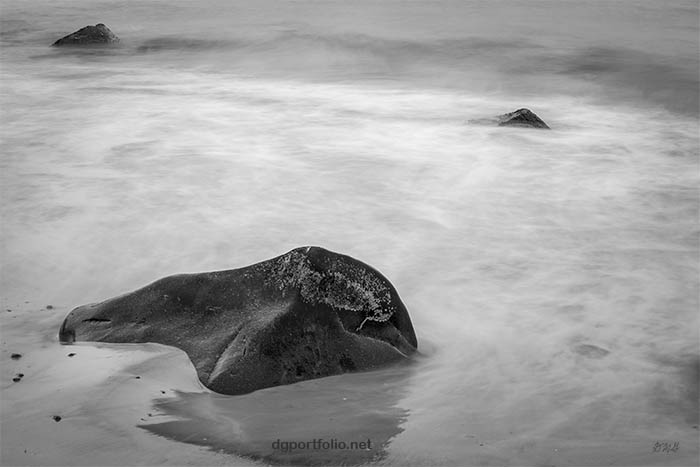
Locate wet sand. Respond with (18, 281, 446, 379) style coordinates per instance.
(1, 304, 414, 466)
(1, 305, 238, 466)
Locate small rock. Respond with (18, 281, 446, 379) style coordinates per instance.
(52, 415, 62, 422)
(12, 377, 21, 383)
(67, 353, 76, 357)
(11, 353, 21, 360)
(134, 376, 141, 379)
(497, 108, 549, 129)
(46, 305, 54, 310)
(470, 108, 550, 129)
(160, 390, 166, 394)
(52, 23, 120, 47)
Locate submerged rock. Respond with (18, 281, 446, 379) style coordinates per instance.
(573, 344, 610, 359)
(496, 108, 550, 129)
(59, 247, 418, 395)
(52, 23, 119, 46)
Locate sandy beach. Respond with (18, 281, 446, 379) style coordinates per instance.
(1, 305, 244, 466)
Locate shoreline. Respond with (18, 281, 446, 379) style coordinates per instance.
(2, 305, 698, 466)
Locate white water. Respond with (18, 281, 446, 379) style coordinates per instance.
(1, 0, 698, 465)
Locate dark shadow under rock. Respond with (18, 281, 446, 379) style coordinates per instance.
(52, 23, 119, 46)
(59, 246, 418, 395)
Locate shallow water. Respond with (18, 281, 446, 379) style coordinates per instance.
(1, 0, 699, 465)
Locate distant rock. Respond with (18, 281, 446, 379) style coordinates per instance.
(470, 108, 550, 129)
(573, 344, 610, 359)
(10, 353, 21, 360)
(497, 108, 550, 129)
(52, 23, 119, 47)
(59, 247, 418, 395)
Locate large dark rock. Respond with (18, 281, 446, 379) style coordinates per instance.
(52, 23, 119, 46)
(59, 247, 418, 395)
(496, 108, 550, 129)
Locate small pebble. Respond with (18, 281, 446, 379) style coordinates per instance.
(52, 415, 62, 422)
(160, 390, 166, 394)
(46, 305, 54, 309)
(67, 353, 76, 357)
(11, 353, 21, 360)
(135, 376, 141, 379)
(12, 377, 21, 383)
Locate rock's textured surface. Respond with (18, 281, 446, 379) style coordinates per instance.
(59, 247, 418, 395)
(52, 24, 119, 46)
(496, 108, 550, 129)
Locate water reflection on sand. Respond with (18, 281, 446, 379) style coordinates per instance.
(140, 365, 414, 465)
